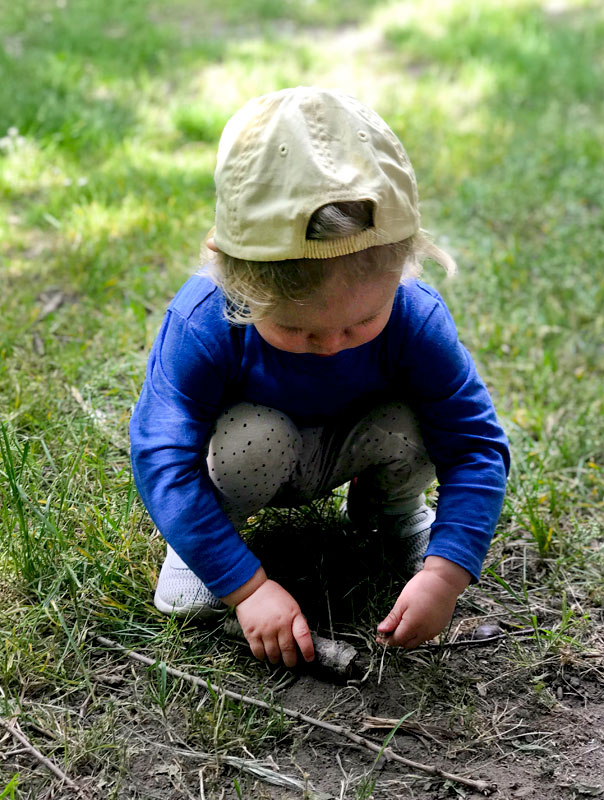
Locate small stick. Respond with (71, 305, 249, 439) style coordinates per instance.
(377, 644, 387, 686)
(2, 748, 32, 758)
(223, 617, 358, 678)
(97, 636, 497, 795)
(194, 752, 332, 799)
(199, 767, 206, 800)
(428, 629, 604, 654)
(360, 717, 457, 742)
(0, 718, 91, 799)
(419, 628, 547, 650)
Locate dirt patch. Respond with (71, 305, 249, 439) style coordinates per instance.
(269, 643, 604, 799)
(4, 509, 603, 799)
(5, 619, 603, 799)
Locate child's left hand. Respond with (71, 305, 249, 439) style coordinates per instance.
(376, 556, 471, 649)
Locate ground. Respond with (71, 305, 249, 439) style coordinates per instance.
(1, 0, 603, 797)
(3, 506, 603, 798)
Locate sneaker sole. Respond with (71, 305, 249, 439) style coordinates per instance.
(154, 592, 225, 620)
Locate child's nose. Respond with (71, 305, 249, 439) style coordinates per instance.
(309, 330, 346, 352)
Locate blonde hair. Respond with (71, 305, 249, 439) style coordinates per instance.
(207, 202, 456, 325)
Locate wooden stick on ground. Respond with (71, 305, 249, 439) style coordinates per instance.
(194, 752, 332, 800)
(222, 617, 358, 678)
(97, 635, 497, 796)
(0, 718, 91, 799)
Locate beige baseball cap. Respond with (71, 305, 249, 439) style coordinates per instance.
(213, 87, 420, 261)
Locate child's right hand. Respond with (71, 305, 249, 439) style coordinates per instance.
(221, 568, 315, 668)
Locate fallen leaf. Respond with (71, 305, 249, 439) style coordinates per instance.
(32, 332, 45, 355)
(37, 289, 66, 321)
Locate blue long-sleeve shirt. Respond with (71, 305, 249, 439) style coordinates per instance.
(130, 273, 510, 596)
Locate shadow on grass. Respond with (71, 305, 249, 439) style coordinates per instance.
(0, 0, 388, 158)
(0, 0, 227, 146)
(386, 3, 604, 108)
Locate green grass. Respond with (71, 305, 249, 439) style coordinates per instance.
(1, 0, 604, 796)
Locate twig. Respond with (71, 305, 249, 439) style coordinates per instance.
(420, 627, 551, 650)
(2, 747, 31, 758)
(360, 717, 457, 742)
(0, 718, 91, 799)
(96, 636, 497, 795)
(195, 752, 333, 799)
(573, 652, 604, 659)
(435, 631, 603, 657)
(335, 752, 350, 800)
(377, 644, 387, 686)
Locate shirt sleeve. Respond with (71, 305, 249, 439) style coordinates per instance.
(397, 289, 510, 581)
(129, 308, 261, 597)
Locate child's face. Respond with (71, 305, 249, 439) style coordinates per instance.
(254, 268, 401, 357)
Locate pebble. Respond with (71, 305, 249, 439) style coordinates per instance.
(473, 624, 504, 640)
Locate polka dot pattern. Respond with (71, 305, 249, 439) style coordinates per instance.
(206, 401, 436, 530)
(207, 403, 301, 528)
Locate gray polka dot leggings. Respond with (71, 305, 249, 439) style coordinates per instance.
(207, 401, 435, 530)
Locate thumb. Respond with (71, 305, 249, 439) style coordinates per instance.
(377, 606, 402, 634)
(292, 613, 315, 663)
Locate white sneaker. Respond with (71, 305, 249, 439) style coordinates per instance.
(154, 545, 224, 620)
(379, 504, 435, 577)
(341, 494, 435, 578)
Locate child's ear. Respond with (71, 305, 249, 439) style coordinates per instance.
(205, 225, 218, 252)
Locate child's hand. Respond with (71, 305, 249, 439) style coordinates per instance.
(376, 556, 471, 649)
(224, 569, 314, 668)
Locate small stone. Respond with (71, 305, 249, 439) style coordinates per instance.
(473, 624, 504, 640)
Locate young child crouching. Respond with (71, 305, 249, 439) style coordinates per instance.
(130, 87, 510, 667)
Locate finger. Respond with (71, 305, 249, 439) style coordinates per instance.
(402, 636, 423, 650)
(377, 631, 421, 648)
(394, 620, 427, 648)
(248, 637, 266, 662)
(292, 614, 315, 662)
(377, 607, 403, 635)
(277, 630, 298, 669)
(376, 626, 405, 646)
(378, 617, 417, 647)
(262, 636, 281, 664)
(263, 636, 281, 665)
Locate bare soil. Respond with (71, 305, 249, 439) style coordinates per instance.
(6, 509, 604, 799)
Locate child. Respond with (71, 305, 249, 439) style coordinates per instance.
(130, 87, 510, 668)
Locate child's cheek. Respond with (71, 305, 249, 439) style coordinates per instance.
(273, 333, 296, 351)
(353, 322, 381, 348)
(367, 315, 391, 344)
